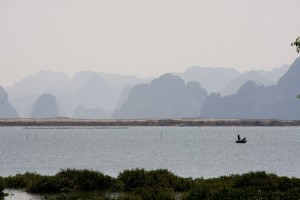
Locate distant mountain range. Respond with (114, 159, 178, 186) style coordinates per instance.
(220, 71, 274, 96)
(6, 71, 150, 118)
(200, 58, 300, 120)
(176, 64, 288, 95)
(1, 59, 297, 120)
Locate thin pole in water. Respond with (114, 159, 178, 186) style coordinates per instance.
(26, 134, 28, 141)
(161, 131, 163, 140)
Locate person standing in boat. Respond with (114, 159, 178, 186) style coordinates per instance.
(237, 134, 240, 141)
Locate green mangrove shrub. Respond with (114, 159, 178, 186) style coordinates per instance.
(132, 186, 175, 200)
(185, 171, 300, 200)
(233, 171, 300, 197)
(182, 183, 211, 200)
(233, 171, 278, 191)
(27, 169, 116, 193)
(118, 168, 192, 192)
(4, 172, 41, 188)
(0, 177, 4, 195)
(118, 168, 148, 190)
(2, 169, 300, 199)
(118, 187, 175, 200)
(27, 176, 61, 193)
(56, 169, 115, 192)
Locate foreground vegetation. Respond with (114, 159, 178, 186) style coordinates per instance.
(1, 169, 300, 199)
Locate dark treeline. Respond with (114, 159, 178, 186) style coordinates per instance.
(1, 169, 300, 200)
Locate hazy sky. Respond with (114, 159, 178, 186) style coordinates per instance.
(1, 0, 300, 86)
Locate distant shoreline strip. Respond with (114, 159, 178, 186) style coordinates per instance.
(1, 118, 300, 126)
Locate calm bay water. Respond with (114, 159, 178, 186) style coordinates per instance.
(0, 126, 299, 178)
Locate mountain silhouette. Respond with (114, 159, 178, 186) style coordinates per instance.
(0, 86, 19, 118)
(177, 65, 288, 95)
(3, 61, 295, 120)
(30, 93, 59, 118)
(113, 74, 207, 119)
(201, 57, 300, 120)
(221, 71, 274, 96)
(7, 70, 149, 117)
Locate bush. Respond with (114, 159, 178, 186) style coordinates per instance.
(233, 171, 278, 191)
(184, 171, 300, 200)
(147, 169, 192, 191)
(4, 172, 41, 188)
(183, 183, 210, 200)
(118, 168, 192, 192)
(27, 176, 61, 193)
(0, 177, 5, 195)
(2, 169, 300, 199)
(118, 169, 148, 191)
(278, 177, 300, 192)
(117, 194, 142, 200)
(56, 169, 115, 192)
(210, 187, 264, 200)
(132, 187, 175, 200)
(43, 192, 115, 200)
(26, 169, 116, 193)
(279, 188, 300, 200)
(193, 177, 233, 193)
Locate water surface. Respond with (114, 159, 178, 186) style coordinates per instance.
(0, 126, 299, 178)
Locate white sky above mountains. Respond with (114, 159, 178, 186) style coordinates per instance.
(1, 0, 300, 87)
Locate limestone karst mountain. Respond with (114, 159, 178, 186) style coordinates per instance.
(177, 65, 288, 96)
(3, 61, 295, 120)
(220, 65, 289, 96)
(256, 64, 289, 83)
(7, 70, 149, 117)
(6, 71, 71, 117)
(0, 86, 19, 118)
(72, 71, 151, 112)
(30, 93, 59, 118)
(7, 70, 72, 98)
(113, 74, 208, 119)
(221, 71, 274, 96)
(201, 57, 300, 120)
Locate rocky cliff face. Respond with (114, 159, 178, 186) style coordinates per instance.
(263, 57, 300, 119)
(0, 86, 19, 118)
(113, 74, 208, 119)
(30, 93, 59, 118)
(201, 57, 300, 120)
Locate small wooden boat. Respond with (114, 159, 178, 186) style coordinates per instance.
(236, 138, 247, 143)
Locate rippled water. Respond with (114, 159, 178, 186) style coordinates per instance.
(0, 126, 299, 178)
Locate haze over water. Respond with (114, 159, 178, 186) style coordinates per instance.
(1, 126, 299, 178)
